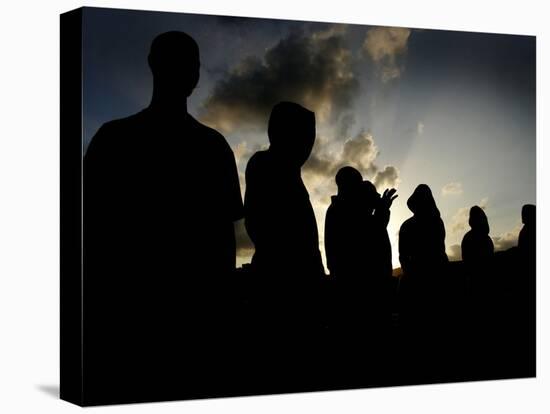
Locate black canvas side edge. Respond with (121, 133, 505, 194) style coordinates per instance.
(60, 7, 84, 407)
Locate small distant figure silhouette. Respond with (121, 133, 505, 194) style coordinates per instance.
(461, 205, 494, 303)
(516, 204, 536, 371)
(519, 204, 536, 260)
(462, 206, 494, 264)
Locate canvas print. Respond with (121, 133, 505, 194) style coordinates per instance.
(60, 6, 536, 406)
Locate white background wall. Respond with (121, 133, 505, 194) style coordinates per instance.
(0, 0, 547, 412)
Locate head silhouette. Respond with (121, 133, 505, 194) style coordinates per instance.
(407, 184, 440, 217)
(268, 102, 316, 167)
(335, 166, 363, 198)
(522, 204, 536, 226)
(469, 205, 489, 234)
(148, 31, 200, 99)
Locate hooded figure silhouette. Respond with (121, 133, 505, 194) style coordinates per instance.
(242, 102, 326, 384)
(462, 206, 494, 264)
(397, 184, 449, 360)
(519, 204, 536, 260)
(461, 206, 494, 302)
(399, 184, 448, 279)
(325, 175, 395, 280)
(244, 101, 324, 279)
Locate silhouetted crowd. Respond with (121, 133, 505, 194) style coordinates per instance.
(82, 31, 536, 405)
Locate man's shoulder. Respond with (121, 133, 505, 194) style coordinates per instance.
(88, 111, 153, 156)
(98, 111, 148, 135)
(90, 112, 148, 150)
(188, 116, 231, 147)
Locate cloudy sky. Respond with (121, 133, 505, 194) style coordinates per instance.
(82, 7, 536, 269)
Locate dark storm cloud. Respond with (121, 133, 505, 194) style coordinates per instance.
(200, 26, 359, 133)
(302, 129, 400, 190)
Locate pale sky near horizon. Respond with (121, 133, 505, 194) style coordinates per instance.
(82, 7, 536, 270)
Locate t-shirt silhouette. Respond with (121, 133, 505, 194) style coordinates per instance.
(84, 106, 244, 332)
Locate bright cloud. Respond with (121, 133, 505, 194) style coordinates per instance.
(442, 181, 464, 196)
(492, 224, 521, 252)
(363, 27, 411, 82)
(417, 121, 424, 135)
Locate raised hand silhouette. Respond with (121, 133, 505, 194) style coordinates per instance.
(380, 188, 398, 210)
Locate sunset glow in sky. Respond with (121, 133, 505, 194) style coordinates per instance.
(82, 7, 536, 270)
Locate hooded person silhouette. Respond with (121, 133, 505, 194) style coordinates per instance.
(517, 204, 536, 322)
(398, 184, 449, 341)
(399, 184, 448, 280)
(324, 173, 397, 375)
(462, 206, 494, 264)
(242, 101, 326, 389)
(519, 204, 536, 261)
(460, 205, 495, 325)
(325, 173, 396, 281)
(244, 101, 324, 280)
(83, 31, 244, 401)
(461, 206, 494, 294)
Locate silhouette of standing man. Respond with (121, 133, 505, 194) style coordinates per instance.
(83, 31, 244, 400)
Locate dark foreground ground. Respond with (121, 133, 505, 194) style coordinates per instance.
(80, 247, 535, 406)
